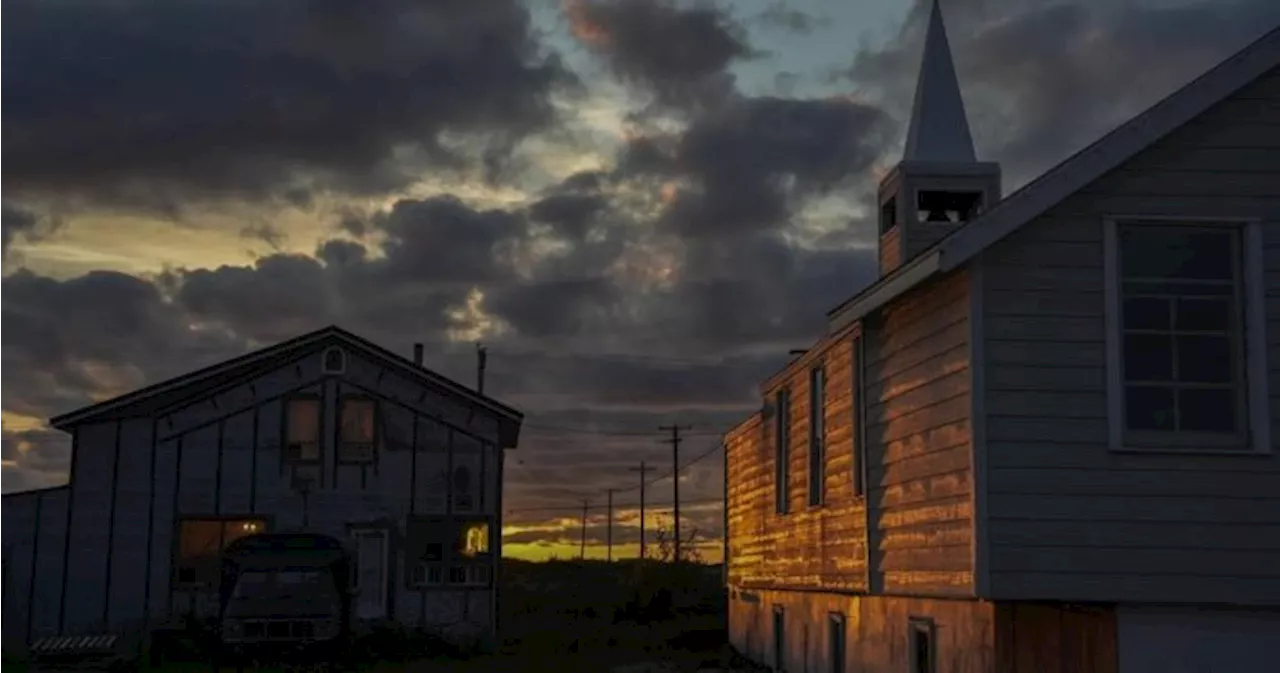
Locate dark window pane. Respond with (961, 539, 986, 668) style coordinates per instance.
(1123, 281, 1232, 297)
(1120, 226, 1234, 280)
(1123, 334, 1174, 381)
(1175, 298, 1232, 332)
(1122, 297, 1171, 330)
(1176, 335, 1232, 383)
(1126, 386, 1176, 431)
(1178, 388, 1237, 433)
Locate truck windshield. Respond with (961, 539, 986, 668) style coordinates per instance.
(231, 568, 337, 600)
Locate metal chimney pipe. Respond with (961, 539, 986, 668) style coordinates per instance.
(413, 343, 424, 367)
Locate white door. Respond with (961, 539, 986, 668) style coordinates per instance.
(352, 530, 388, 620)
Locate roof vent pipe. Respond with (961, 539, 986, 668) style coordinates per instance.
(413, 343, 424, 367)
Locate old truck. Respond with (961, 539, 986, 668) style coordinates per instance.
(216, 532, 352, 667)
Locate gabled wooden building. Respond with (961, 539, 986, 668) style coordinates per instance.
(725, 4, 1280, 672)
(2, 326, 522, 651)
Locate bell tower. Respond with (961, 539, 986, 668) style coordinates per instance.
(878, 0, 1001, 276)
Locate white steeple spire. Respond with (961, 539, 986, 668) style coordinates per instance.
(903, 0, 976, 163)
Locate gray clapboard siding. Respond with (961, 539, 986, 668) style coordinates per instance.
(864, 269, 973, 596)
(980, 65, 1280, 605)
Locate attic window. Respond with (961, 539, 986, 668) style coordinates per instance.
(916, 190, 982, 224)
(880, 196, 898, 234)
(322, 346, 347, 374)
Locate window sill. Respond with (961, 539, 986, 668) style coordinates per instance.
(1109, 445, 1271, 457)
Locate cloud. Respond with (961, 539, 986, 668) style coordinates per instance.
(844, 0, 1280, 187)
(2, 0, 574, 211)
(2, 203, 60, 255)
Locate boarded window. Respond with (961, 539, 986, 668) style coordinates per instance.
(338, 398, 376, 463)
(176, 518, 267, 587)
(285, 397, 321, 463)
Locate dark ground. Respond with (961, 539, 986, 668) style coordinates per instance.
(4, 560, 760, 673)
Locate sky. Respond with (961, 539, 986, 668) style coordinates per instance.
(4, 0, 1279, 563)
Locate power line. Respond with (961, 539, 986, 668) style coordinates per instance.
(506, 497, 725, 515)
(522, 422, 729, 437)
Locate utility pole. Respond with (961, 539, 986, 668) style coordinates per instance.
(659, 424, 693, 563)
(476, 343, 488, 394)
(579, 498, 589, 560)
(628, 461, 655, 559)
(606, 489, 614, 562)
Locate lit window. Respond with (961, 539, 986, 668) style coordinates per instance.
(176, 518, 267, 587)
(285, 398, 321, 463)
(459, 521, 490, 557)
(1114, 223, 1250, 447)
(339, 398, 376, 463)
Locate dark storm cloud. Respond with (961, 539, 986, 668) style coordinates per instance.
(0, 203, 43, 261)
(845, 0, 1280, 186)
(566, 0, 753, 109)
(1, 430, 72, 492)
(2, 0, 572, 209)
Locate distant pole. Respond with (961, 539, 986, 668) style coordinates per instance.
(606, 489, 615, 562)
(659, 424, 693, 563)
(579, 498, 589, 560)
(628, 461, 655, 559)
(476, 343, 488, 394)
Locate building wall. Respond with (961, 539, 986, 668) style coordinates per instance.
(16, 343, 508, 644)
(1116, 606, 1280, 673)
(864, 269, 974, 596)
(1, 487, 69, 649)
(979, 66, 1280, 604)
(727, 588, 996, 673)
(727, 332, 868, 593)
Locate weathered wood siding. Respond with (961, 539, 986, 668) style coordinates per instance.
(2, 487, 69, 648)
(726, 333, 868, 592)
(728, 588, 996, 673)
(864, 269, 974, 596)
(19, 341, 509, 643)
(980, 66, 1280, 604)
(993, 603, 1118, 673)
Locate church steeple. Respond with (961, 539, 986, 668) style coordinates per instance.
(903, 0, 976, 163)
(875, 0, 1001, 276)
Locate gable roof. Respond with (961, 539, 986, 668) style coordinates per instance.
(829, 24, 1280, 332)
(48, 325, 523, 431)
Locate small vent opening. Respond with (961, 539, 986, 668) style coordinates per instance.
(322, 346, 347, 374)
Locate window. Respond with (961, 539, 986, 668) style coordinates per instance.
(285, 397, 321, 463)
(338, 398, 376, 463)
(808, 366, 826, 506)
(829, 613, 846, 673)
(1109, 221, 1264, 450)
(411, 563, 443, 586)
(452, 465, 474, 512)
(773, 605, 786, 672)
(908, 618, 936, 673)
(175, 517, 267, 586)
(880, 196, 898, 234)
(916, 190, 982, 224)
(852, 337, 867, 497)
(447, 565, 491, 586)
(322, 346, 347, 374)
(458, 521, 490, 557)
(774, 389, 791, 515)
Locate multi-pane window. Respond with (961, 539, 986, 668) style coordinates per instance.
(808, 366, 826, 506)
(285, 397, 321, 463)
(774, 388, 791, 515)
(338, 397, 377, 463)
(1117, 224, 1245, 444)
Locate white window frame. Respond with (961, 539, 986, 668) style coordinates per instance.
(1103, 216, 1270, 455)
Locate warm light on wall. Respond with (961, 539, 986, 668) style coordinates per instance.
(461, 522, 490, 557)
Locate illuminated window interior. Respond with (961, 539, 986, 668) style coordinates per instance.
(459, 521, 490, 557)
(285, 398, 321, 462)
(176, 518, 267, 586)
(339, 398, 376, 462)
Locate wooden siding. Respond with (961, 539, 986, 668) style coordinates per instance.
(728, 588, 996, 673)
(17, 342, 509, 643)
(980, 66, 1280, 604)
(865, 269, 974, 596)
(727, 335, 869, 592)
(993, 603, 1118, 673)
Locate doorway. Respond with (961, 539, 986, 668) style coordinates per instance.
(351, 529, 389, 620)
